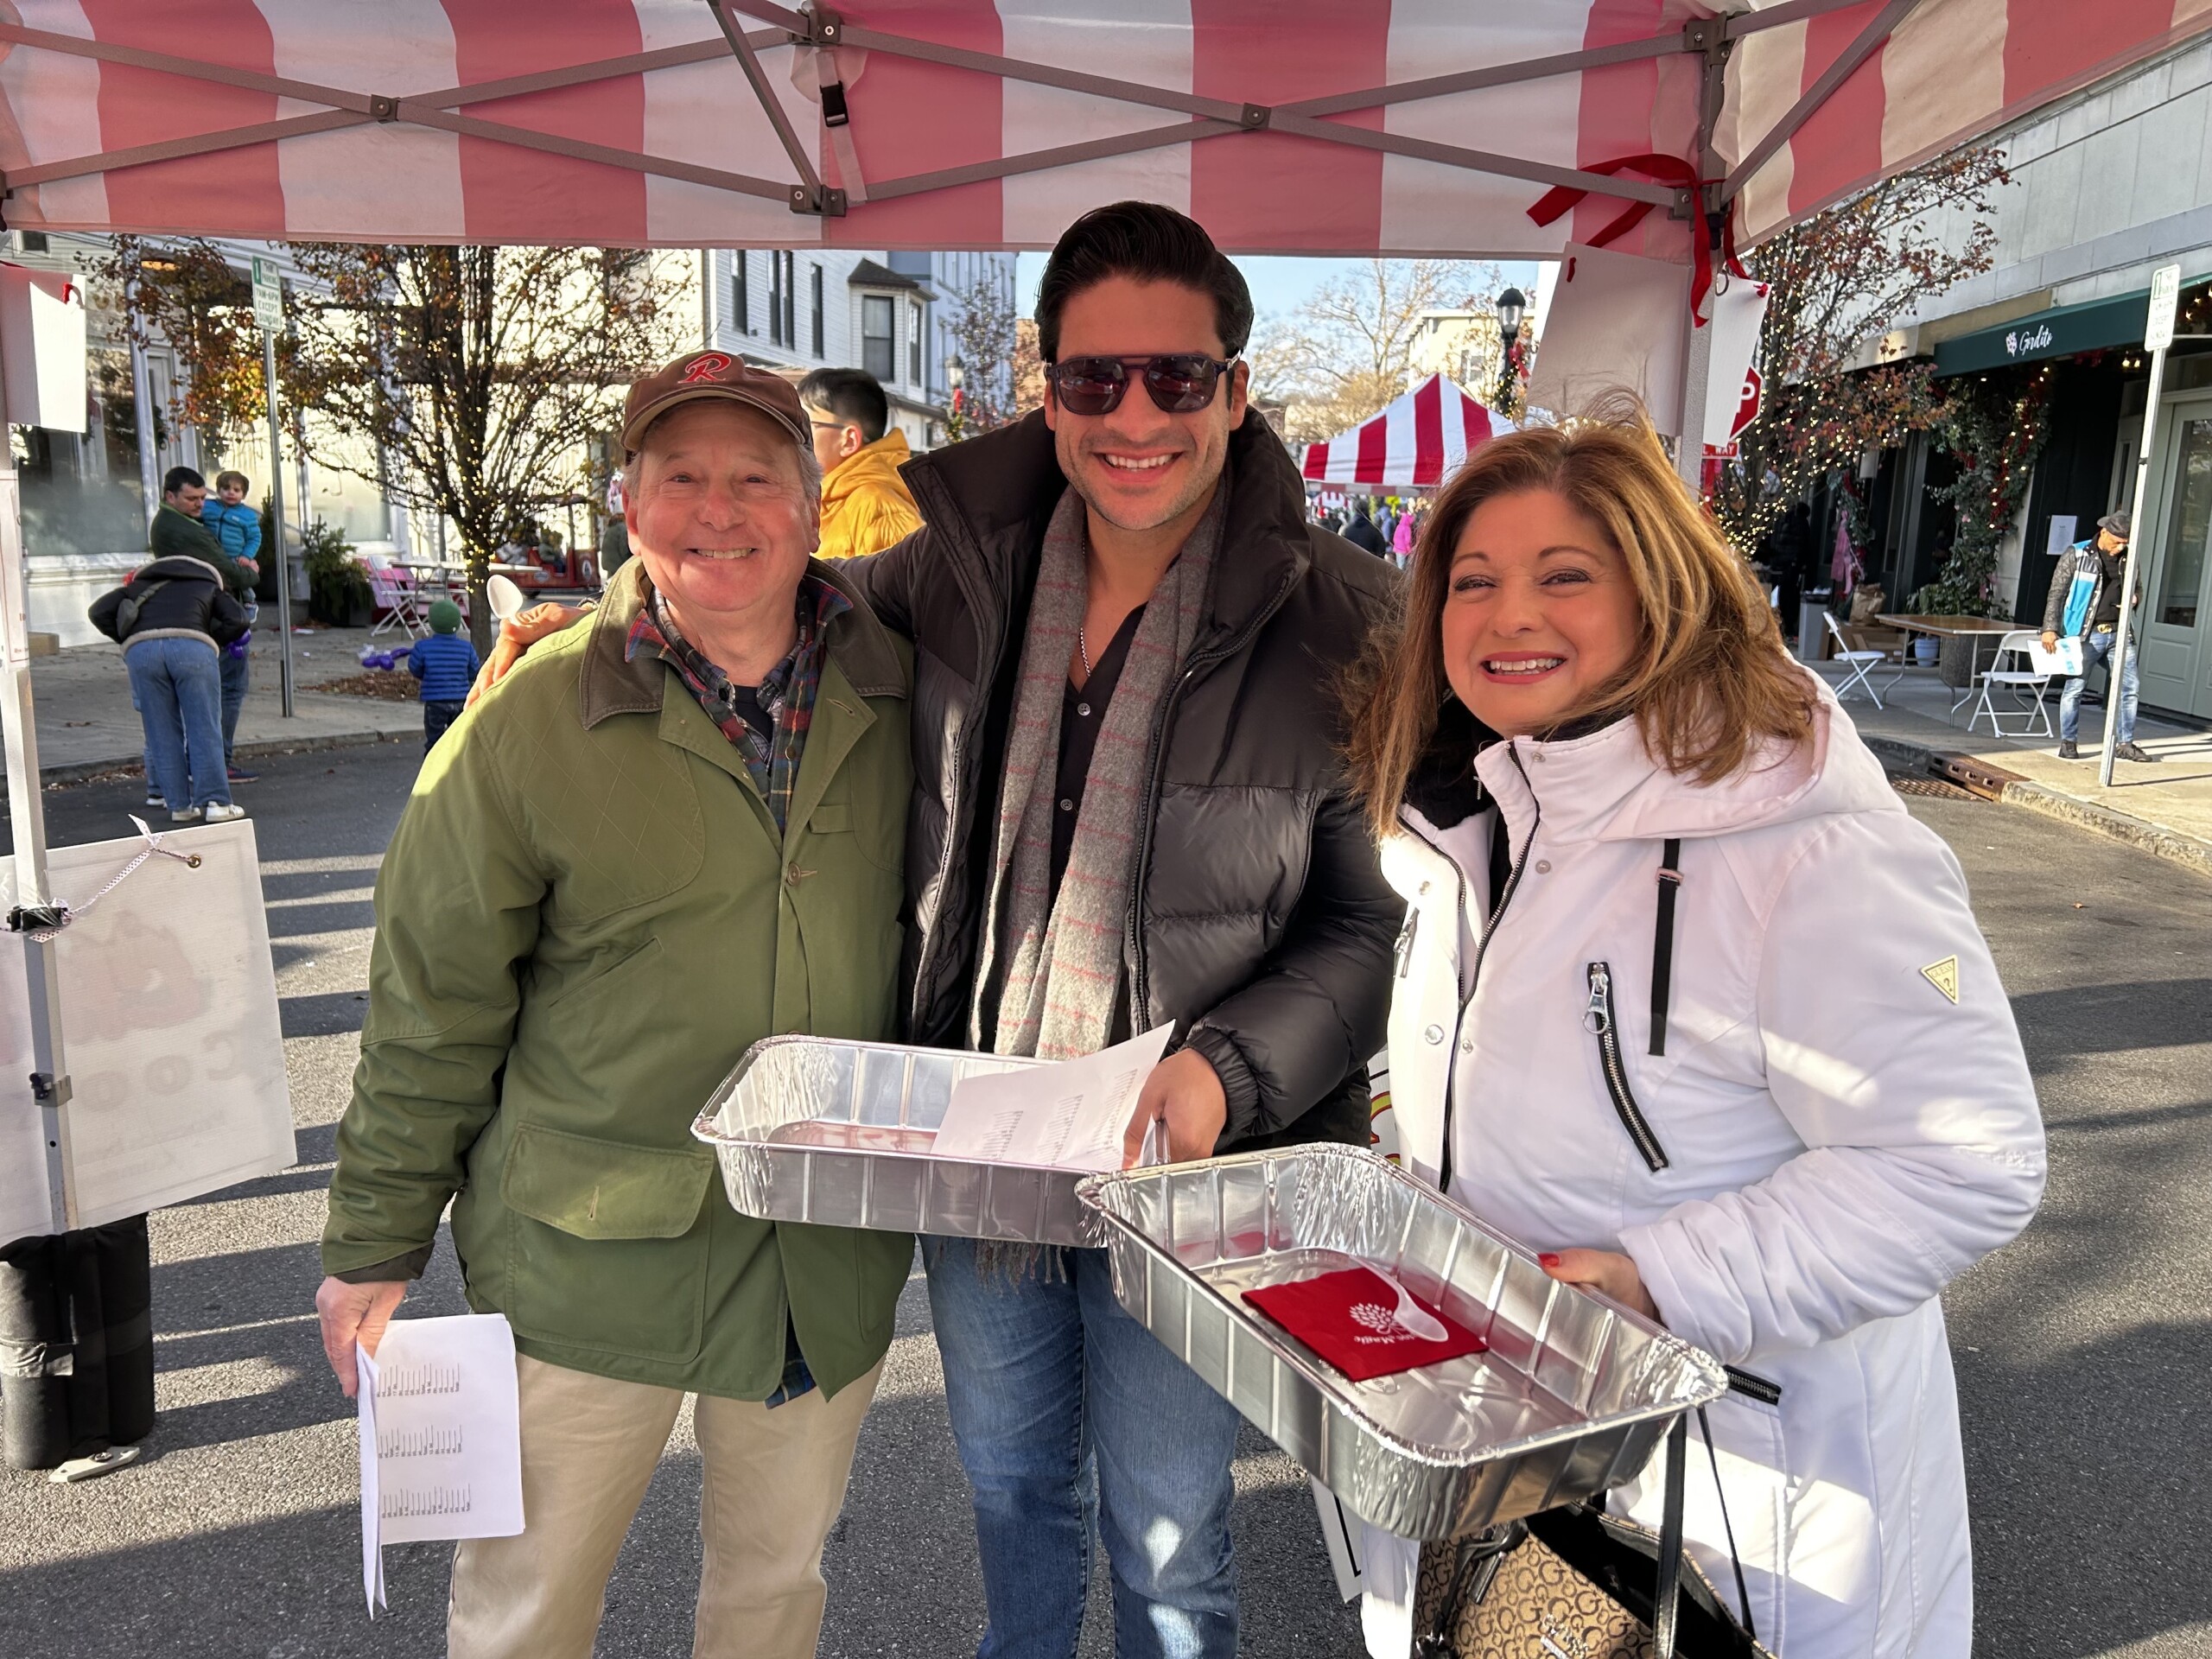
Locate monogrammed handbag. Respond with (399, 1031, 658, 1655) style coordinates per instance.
(1412, 1415, 1772, 1659)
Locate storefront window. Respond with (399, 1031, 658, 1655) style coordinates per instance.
(298, 413, 399, 548)
(14, 345, 149, 559)
(2158, 416, 2212, 628)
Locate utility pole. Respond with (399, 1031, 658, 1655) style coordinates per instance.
(2101, 264, 2180, 786)
(251, 256, 296, 718)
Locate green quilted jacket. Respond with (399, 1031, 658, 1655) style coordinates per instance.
(322, 558, 913, 1399)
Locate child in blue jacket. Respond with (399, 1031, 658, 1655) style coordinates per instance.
(409, 599, 481, 753)
(202, 471, 264, 780)
(201, 471, 263, 565)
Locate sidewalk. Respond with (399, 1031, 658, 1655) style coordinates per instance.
(1815, 657, 2212, 875)
(2, 620, 423, 804)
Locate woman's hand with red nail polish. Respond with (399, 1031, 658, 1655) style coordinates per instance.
(1537, 1247, 1662, 1324)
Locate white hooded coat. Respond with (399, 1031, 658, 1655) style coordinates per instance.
(1360, 682, 2044, 1659)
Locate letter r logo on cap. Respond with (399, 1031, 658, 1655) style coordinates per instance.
(681, 353, 732, 384)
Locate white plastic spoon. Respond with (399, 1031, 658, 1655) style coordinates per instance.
(486, 573, 527, 624)
(1370, 1267, 1448, 1342)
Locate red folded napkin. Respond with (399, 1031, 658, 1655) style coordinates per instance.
(1241, 1265, 1486, 1381)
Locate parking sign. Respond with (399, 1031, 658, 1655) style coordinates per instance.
(251, 254, 283, 332)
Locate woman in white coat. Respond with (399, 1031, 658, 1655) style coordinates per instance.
(1344, 412, 2044, 1658)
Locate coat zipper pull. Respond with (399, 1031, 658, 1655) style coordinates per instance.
(1584, 963, 1610, 1034)
(1394, 909, 1420, 978)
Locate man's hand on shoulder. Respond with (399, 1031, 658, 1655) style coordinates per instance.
(467, 601, 592, 709)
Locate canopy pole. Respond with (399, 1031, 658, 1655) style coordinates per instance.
(2099, 344, 2158, 786)
(0, 321, 78, 1236)
(1676, 311, 1713, 492)
(1675, 23, 1730, 492)
(127, 274, 156, 530)
(2099, 268, 2180, 785)
(262, 310, 296, 719)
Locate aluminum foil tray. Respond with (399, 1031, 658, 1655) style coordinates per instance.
(1077, 1144, 1727, 1541)
(692, 1036, 1109, 1246)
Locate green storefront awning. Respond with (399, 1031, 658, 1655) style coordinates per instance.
(1933, 290, 2152, 377)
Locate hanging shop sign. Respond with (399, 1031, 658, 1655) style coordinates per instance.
(1933, 290, 2153, 377)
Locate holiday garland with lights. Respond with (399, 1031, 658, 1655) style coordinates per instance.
(1912, 365, 2052, 616)
(1708, 146, 2008, 556)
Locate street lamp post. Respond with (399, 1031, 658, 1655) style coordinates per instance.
(1494, 287, 1526, 410)
(945, 354, 966, 441)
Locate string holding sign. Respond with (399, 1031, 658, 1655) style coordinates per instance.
(4, 816, 202, 943)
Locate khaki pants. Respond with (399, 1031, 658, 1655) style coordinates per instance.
(448, 1352, 883, 1659)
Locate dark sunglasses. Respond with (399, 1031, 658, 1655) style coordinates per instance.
(1046, 353, 1236, 416)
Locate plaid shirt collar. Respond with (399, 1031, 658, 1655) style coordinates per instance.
(625, 574, 850, 831)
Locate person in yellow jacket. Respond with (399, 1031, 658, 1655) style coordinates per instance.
(798, 367, 924, 559)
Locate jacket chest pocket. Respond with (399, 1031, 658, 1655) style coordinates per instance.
(806, 789, 906, 874)
(1584, 962, 1669, 1173)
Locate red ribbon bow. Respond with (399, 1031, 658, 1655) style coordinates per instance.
(1529, 155, 1748, 325)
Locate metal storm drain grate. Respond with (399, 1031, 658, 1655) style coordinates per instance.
(1891, 773, 1982, 801)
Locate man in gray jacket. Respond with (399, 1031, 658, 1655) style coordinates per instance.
(89, 531, 250, 822)
(2041, 510, 2160, 762)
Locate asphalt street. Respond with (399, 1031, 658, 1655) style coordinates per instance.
(2, 745, 2208, 1658)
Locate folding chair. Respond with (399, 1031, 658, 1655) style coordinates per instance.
(1966, 629, 2058, 738)
(1822, 610, 1890, 709)
(364, 556, 428, 640)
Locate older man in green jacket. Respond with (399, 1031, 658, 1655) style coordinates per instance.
(315, 353, 912, 1659)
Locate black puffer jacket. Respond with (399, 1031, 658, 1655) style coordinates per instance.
(88, 554, 249, 655)
(845, 411, 1402, 1152)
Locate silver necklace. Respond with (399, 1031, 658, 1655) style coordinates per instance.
(1077, 624, 1093, 677)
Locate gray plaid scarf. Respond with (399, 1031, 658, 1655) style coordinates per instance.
(970, 481, 1225, 1062)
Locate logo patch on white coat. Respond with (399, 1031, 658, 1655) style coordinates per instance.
(1921, 956, 1960, 1003)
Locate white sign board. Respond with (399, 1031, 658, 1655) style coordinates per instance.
(1702, 279, 1770, 449)
(0, 264, 87, 432)
(1524, 243, 1691, 435)
(0, 817, 294, 1238)
(2145, 264, 2181, 353)
(251, 254, 284, 334)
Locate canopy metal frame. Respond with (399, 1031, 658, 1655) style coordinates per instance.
(0, 0, 1942, 1240)
(0, 0, 1909, 234)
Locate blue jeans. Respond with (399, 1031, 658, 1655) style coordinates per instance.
(923, 1237, 1243, 1659)
(2059, 626, 2138, 744)
(127, 638, 230, 810)
(219, 603, 254, 766)
(423, 698, 466, 753)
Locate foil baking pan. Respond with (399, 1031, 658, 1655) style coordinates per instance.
(692, 1036, 1109, 1246)
(1077, 1144, 1727, 1541)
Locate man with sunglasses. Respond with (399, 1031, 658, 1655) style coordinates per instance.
(859, 200, 1396, 1659)
(475, 202, 1398, 1656)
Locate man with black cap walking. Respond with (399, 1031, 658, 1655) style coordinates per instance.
(2042, 510, 2161, 762)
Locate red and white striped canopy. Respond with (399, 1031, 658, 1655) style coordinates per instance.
(1301, 375, 1515, 488)
(0, 1, 2198, 257)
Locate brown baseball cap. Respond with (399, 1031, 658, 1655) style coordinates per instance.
(621, 350, 809, 455)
